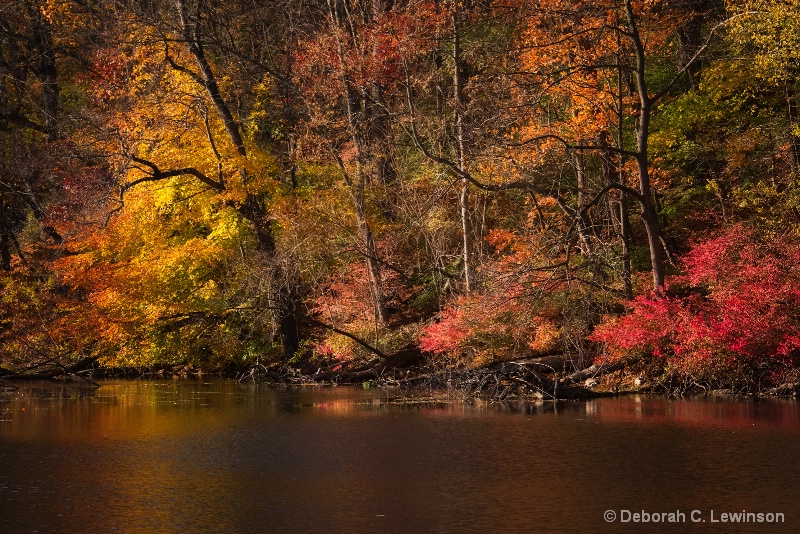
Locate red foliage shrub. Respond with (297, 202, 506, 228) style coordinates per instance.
(592, 225, 800, 374)
(310, 260, 406, 362)
(418, 285, 560, 365)
(418, 297, 476, 356)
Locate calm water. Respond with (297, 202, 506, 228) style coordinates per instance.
(1, 380, 799, 533)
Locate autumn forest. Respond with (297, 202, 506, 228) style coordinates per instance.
(2, 0, 800, 392)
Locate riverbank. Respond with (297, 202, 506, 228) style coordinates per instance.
(3, 353, 799, 400)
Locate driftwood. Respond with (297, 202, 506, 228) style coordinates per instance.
(392, 352, 639, 400)
(497, 354, 594, 374)
(237, 344, 427, 384)
(2, 356, 101, 386)
(761, 382, 800, 397)
(1, 348, 629, 401)
(398, 359, 599, 400)
(561, 358, 631, 384)
(237, 350, 610, 400)
(85, 365, 208, 378)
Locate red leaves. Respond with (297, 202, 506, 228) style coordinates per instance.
(680, 225, 800, 360)
(81, 49, 128, 105)
(418, 303, 471, 355)
(293, 3, 444, 100)
(418, 286, 560, 364)
(592, 225, 800, 366)
(591, 295, 684, 358)
(312, 262, 376, 326)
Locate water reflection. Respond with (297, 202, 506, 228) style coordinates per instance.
(585, 394, 800, 429)
(1, 381, 799, 533)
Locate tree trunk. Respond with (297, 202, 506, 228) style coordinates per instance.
(366, 83, 395, 186)
(277, 285, 301, 360)
(619, 194, 634, 299)
(176, 0, 246, 156)
(354, 173, 389, 325)
(601, 132, 633, 299)
(173, 1, 304, 353)
(25, 0, 58, 142)
(676, 0, 715, 91)
(325, 0, 390, 326)
(237, 194, 301, 359)
(342, 76, 389, 325)
(453, 11, 473, 292)
(574, 148, 596, 260)
(786, 82, 800, 174)
(625, 0, 666, 293)
(613, 13, 633, 299)
(0, 232, 11, 271)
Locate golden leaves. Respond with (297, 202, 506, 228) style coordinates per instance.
(727, 0, 800, 84)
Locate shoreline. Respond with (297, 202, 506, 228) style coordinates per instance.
(3, 355, 799, 400)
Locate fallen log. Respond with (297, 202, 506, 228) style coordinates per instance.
(761, 382, 800, 397)
(398, 360, 585, 400)
(502, 354, 591, 374)
(237, 351, 615, 400)
(238, 344, 427, 385)
(3, 356, 101, 385)
(561, 358, 632, 384)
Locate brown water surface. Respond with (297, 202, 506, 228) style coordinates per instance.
(1, 380, 799, 533)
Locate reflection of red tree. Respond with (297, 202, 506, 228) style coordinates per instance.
(586, 396, 800, 430)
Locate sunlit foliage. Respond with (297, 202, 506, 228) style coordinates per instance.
(0, 0, 798, 389)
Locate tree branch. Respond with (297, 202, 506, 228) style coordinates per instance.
(506, 133, 640, 159)
(124, 154, 225, 192)
(581, 182, 644, 213)
(652, 13, 755, 104)
(306, 317, 388, 360)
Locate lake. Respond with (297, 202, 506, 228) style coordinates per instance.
(1, 379, 799, 533)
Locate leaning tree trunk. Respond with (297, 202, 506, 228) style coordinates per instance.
(574, 148, 597, 262)
(238, 194, 301, 359)
(25, 0, 58, 142)
(0, 231, 11, 271)
(176, 0, 246, 156)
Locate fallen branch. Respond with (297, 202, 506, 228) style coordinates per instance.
(4, 356, 101, 385)
(561, 358, 632, 384)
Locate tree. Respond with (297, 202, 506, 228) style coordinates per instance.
(0, 0, 65, 270)
(51, 0, 309, 362)
(292, 0, 446, 330)
(506, 0, 716, 294)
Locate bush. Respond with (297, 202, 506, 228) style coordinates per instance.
(591, 225, 800, 385)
